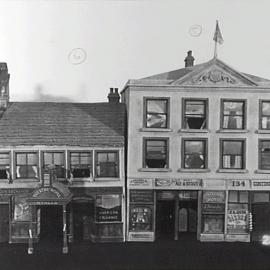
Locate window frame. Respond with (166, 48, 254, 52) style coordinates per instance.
(95, 150, 119, 178)
(182, 98, 208, 130)
(259, 100, 270, 130)
(143, 137, 169, 169)
(0, 151, 11, 180)
(258, 139, 270, 170)
(14, 151, 39, 180)
(69, 150, 93, 179)
(220, 99, 246, 130)
(143, 97, 170, 129)
(220, 139, 246, 170)
(181, 138, 208, 169)
(42, 151, 66, 179)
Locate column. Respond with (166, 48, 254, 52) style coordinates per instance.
(174, 194, 179, 241)
(62, 204, 68, 254)
(28, 205, 34, 254)
(68, 204, 74, 243)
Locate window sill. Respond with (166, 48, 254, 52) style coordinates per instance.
(216, 169, 248, 173)
(256, 129, 270, 134)
(93, 178, 120, 181)
(177, 168, 210, 173)
(138, 168, 172, 172)
(13, 178, 40, 182)
(216, 129, 248, 133)
(139, 128, 172, 132)
(178, 129, 210, 133)
(254, 169, 270, 174)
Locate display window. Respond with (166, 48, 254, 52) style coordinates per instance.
(129, 206, 153, 232)
(202, 215, 224, 234)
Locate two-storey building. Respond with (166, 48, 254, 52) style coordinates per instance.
(122, 51, 270, 243)
(0, 64, 126, 253)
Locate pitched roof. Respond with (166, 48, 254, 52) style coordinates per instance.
(135, 58, 270, 87)
(0, 102, 125, 147)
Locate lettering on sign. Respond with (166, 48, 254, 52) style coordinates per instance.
(252, 180, 270, 189)
(130, 190, 154, 203)
(203, 191, 225, 203)
(129, 178, 153, 187)
(155, 179, 202, 189)
(32, 187, 63, 199)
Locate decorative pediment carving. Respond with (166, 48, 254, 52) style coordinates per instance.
(196, 69, 236, 85)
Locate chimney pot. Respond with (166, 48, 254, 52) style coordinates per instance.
(114, 88, 118, 93)
(184, 50, 195, 67)
(108, 87, 120, 104)
(110, 88, 114, 93)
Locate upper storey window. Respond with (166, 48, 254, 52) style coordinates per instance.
(43, 152, 65, 178)
(221, 100, 245, 130)
(16, 152, 38, 179)
(95, 151, 119, 178)
(183, 100, 207, 129)
(260, 101, 270, 130)
(0, 152, 10, 179)
(70, 151, 92, 178)
(144, 98, 168, 128)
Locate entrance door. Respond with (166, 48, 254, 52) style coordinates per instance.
(0, 204, 9, 242)
(179, 200, 197, 233)
(40, 205, 63, 243)
(252, 204, 270, 241)
(156, 200, 175, 239)
(73, 202, 94, 241)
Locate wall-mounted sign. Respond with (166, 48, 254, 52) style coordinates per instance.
(203, 191, 225, 203)
(14, 196, 31, 221)
(203, 180, 226, 190)
(32, 187, 63, 199)
(202, 203, 225, 213)
(128, 178, 153, 188)
(228, 180, 250, 190)
(227, 209, 248, 233)
(130, 190, 154, 203)
(251, 180, 270, 190)
(96, 194, 121, 222)
(0, 189, 32, 195)
(155, 179, 202, 189)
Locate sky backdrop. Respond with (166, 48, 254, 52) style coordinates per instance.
(1, 0, 270, 102)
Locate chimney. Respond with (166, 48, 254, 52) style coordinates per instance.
(107, 88, 120, 104)
(184, 50, 195, 67)
(0, 63, 10, 112)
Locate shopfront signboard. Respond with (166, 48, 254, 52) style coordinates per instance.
(128, 178, 153, 188)
(251, 180, 270, 190)
(202, 191, 225, 203)
(202, 203, 225, 213)
(155, 179, 202, 189)
(203, 180, 226, 190)
(227, 180, 250, 190)
(130, 190, 154, 203)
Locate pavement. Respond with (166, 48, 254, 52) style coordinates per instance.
(0, 239, 270, 270)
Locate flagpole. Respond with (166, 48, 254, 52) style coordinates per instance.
(214, 40, 217, 58)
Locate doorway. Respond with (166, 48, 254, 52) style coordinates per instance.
(39, 205, 63, 243)
(0, 204, 9, 242)
(73, 202, 94, 241)
(252, 204, 270, 241)
(156, 200, 175, 239)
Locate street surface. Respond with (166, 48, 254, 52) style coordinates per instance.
(0, 239, 269, 270)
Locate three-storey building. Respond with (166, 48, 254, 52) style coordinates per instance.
(122, 51, 270, 243)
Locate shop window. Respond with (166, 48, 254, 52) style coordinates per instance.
(259, 140, 270, 170)
(183, 139, 206, 169)
(221, 140, 245, 169)
(202, 191, 225, 234)
(260, 101, 270, 129)
(70, 152, 92, 178)
(43, 152, 65, 178)
(221, 100, 245, 129)
(144, 139, 168, 168)
(0, 152, 10, 179)
(183, 99, 207, 129)
(95, 151, 119, 178)
(253, 192, 270, 203)
(15, 152, 38, 179)
(227, 191, 249, 234)
(145, 98, 168, 128)
(129, 206, 153, 232)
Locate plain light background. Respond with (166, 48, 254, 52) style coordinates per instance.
(0, 0, 269, 102)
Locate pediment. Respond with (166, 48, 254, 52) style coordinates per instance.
(171, 58, 257, 87)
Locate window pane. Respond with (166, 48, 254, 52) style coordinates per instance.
(185, 141, 204, 154)
(53, 153, 64, 165)
(16, 154, 26, 165)
(228, 191, 238, 203)
(261, 141, 270, 169)
(223, 116, 243, 129)
(70, 152, 92, 178)
(223, 141, 242, 155)
(253, 192, 269, 203)
(96, 152, 118, 177)
(202, 215, 224, 234)
(108, 152, 116, 162)
(97, 153, 107, 163)
(239, 191, 249, 203)
(224, 102, 244, 115)
(145, 140, 167, 168)
(261, 116, 270, 129)
(262, 102, 270, 116)
(44, 153, 53, 165)
(147, 114, 167, 128)
(28, 153, 37, 165)
(0, 153, 9, 165)
(186, 101, 205, 115)
(147, 100, 167, 114)
(184, 100, 206, 129)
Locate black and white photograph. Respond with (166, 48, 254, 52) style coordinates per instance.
(0, 0, 270, 269)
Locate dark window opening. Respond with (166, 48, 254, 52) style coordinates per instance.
(145, 99, 168, 128)
(145, 139, 168, 168)
(0, 153, 9, 180)
(259, 140, 270, 170)
(183, 140, 206, 169)
(184, 100, 207, 129)
(70, 152, 92, 178)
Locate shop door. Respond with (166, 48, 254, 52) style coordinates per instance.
(0, 204, 9, 242)
(156, 200, 175, 239)
(179, 200, 197, 234)
(252, 204, 270, 241)
(73, 202, 94, 241)
(40, 205, 63, 243)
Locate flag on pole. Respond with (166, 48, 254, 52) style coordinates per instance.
(213, 20, 223, 45)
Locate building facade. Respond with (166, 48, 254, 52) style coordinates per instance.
(122, 52, 270, 243)
(0, 65, 126, 253)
